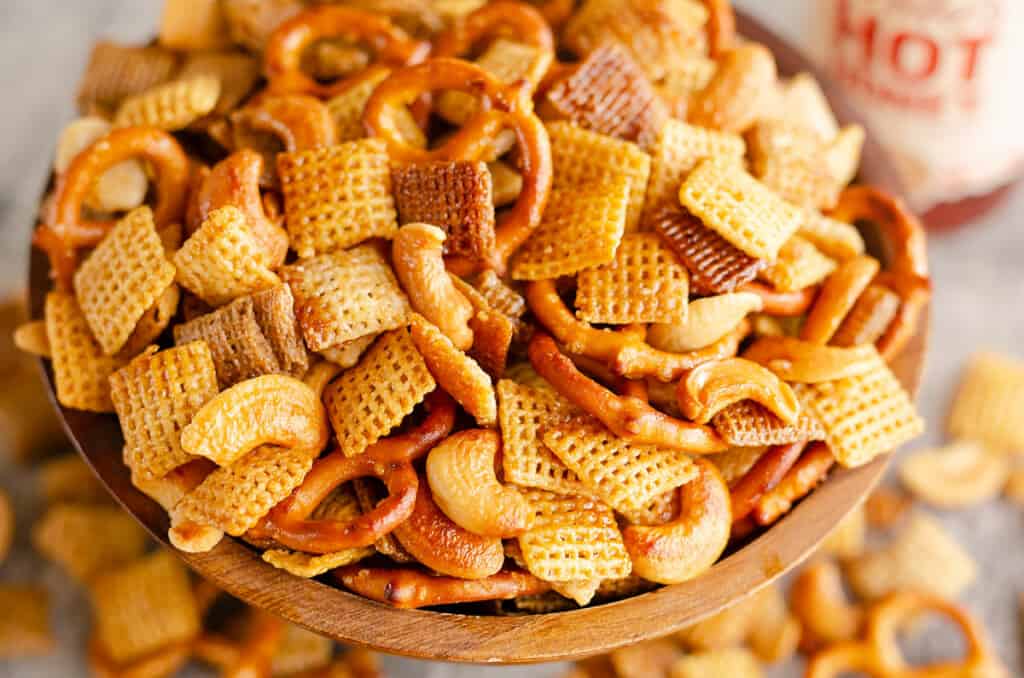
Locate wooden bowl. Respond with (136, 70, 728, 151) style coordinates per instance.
(27, 11, 926, 665)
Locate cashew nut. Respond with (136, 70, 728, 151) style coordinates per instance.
(677, 357, 801, 425)
(648, 292, 763, 353)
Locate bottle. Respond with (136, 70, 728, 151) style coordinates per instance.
(810, 0, 1023, 228)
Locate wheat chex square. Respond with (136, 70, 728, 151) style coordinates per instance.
(947, 352, 1024, 453)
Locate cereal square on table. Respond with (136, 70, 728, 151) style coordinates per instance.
(281, 244, 409, 352)
(679, 157, 802, 261)
(45, 291, 127, 413)
(174, 205, 280, 307)
(575, 233, 689, 324)
(89, 551, 200, 665)
(547, 121, 651, 232)
(278, 138, 398, 257)
(32, 503, 148, 583)
(947, 352, 1024, 453)
(323, 328, 436, 457)
(511, 177, 629, 281)
(109, 341, 219, 480)
(73, 207, 176, 355)
(0, 586, 53, 657)
(392, 161, 496, 262)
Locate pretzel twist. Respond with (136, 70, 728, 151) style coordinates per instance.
(230, 94, 337, 154)
(702, 0, 737, 57)
(335, 566, 551, 609)
(526, 279, 749, 382)
(752, 442, 835, 526)
(264, 5, 430, 99)
(434, 2, 555, 66)
(35, 126, 189, 290)
(529, 332, 728, 453)
(249, 391, 455, 554)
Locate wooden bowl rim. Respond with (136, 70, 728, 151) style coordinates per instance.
(27, 11, 927, 665)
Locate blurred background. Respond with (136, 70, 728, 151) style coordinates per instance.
(0, 1, 1021, 676)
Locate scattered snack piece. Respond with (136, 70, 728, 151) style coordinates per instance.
(89, 551, 200, 665)
(864, 486, 913, 530)
(282, 245, 410, 352)
(37, 455, 108, 505)
(0, 586, 54, 658)
(819, 504, 867, 560)
(1005, 467, 1024, 505)
(278, 138, 398, 257)
(670, 647, 763, 678)
(900, 440, 1011, 509)
(575, 233, 689, 325)
(32, 503, 148, 583)
(790, 559, 863, 652)
(948, 352, 1024, 454)
(845, 511, 977, 601)
(610, 638, 683, 678)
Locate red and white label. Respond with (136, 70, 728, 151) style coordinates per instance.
(812, 0, 1023, 209)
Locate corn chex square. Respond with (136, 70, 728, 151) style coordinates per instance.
(326, 68, 425, 147)
(749, 120, 840, 210)
(794, 347, 923, 468)
(797, 211, 865, 261)
(172, 444, 316, 536)
(510, 177, 629, 281)
(517, 488, 632, 583)
(32, 503, 148, 584)
(657, 54, 717, 118)
(642, 120, 745, 229)
(278, 138, 398, 257)
(89, 551, 200, 665)
(113, 75, 221, 131)
(680, 158, 802, 261)
(392, 161, 496, 262)
(712, 400, 825, 447)
(947, 352, 1024, 453)
(547, 121, 651, 232)
(110, 341, 219, 480)
(281, 244, 409, 351)
(323, 328, 436, 457)
(45, 291, 127, 413)
(73, 207, 176, 355)
(758, 236, 836, 292)
(542, 417, 698, 513)
(497, 379, 589, 495)
(575, 233, 689, 324)
(174, 206, 280, 307)
(544, 43, 667, 149)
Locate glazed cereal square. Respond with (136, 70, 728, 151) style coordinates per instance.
(795, 348, 923, 468)
(712, 400, 825, 447)
(542, 417, 697, 513)
(73, 207, 176, 355)
(758, 236, 836, 292)
(326, 68, 425, 147)
(89, 551, 200, 665)
(45, 291, 127, 413)
(281, 245, 409, 351)
(947, 352, 1024, 453)
(547, 121, 651, 232)
(575, 233, 689, 324)
(323, 328, 436, 457)
(109, 341, 219, 480)
(497, 379, 589, 495)
(679, 158, 802, 261)
(174, 206, 280, 307)
(510, 177, 629, 281)
(392, 161, 496, 262)
(278, 138, 398, 257)
(113, 75, 221, 131)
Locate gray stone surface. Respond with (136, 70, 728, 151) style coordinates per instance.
(0, 1, 1020, 677)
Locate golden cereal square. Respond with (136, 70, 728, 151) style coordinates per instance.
(497, 380, 589, 495)
(680, 158, 802, 261)
(74, 207, 176, 355)
(547, 121, 651, 232)
(89, 551, 200, 665)
(281, 245, 410, 351)
(542, 417, 698, 513)
(0, 586, 53, 658)
(392, 161, 496, 262)
(575, 233, 689, 324)
(712, 401, 825, 447)
(174, 206, 280, 307)
(510, 177, 629, 281)
(172, 444, 316, 536)
(113, 75, 221, 131)
(642, 119, 745, 228)
(795, 348, 923, 468)
(76, 41, 178, 113)
(278, 138, 398, 257)
(110, 341, 219, 481)
(323, 328, 436, 457)
(798, 211, 865, 261)
(45, 291, 127, 412)
(748, 120, 840, 210)
(670, 648, 763, 678)
(758, 236, 836, 292)
(657, 55, 717, 117)
(326, 68, 425, 147)
(544, 42, 667, 148)
(32, 503, 148, 583)
(948, 352, 1024, 453)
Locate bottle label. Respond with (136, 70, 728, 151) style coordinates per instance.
(814, 0, 1024, 209)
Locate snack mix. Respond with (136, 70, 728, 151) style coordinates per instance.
(22, 0, 936, 615)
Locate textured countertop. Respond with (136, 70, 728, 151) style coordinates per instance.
(0, 2, 1021, 677)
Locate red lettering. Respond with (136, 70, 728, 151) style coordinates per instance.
(957, 36, 992, 81)
(835, 0, 878, 65)
(889, 32, 940, 80)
